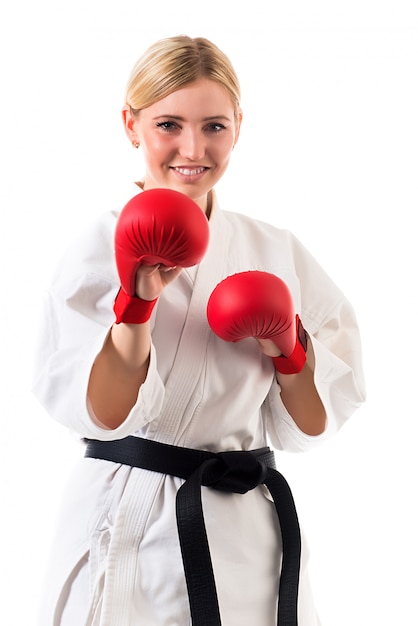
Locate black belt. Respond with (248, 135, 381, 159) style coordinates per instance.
(85, 436, 301, 626)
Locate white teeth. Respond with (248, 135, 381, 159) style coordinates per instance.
(175, 167, 205, 176)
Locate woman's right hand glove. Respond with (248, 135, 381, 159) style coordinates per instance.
(113, 188, 210, 323)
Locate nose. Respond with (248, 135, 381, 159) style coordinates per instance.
(178, 128, 206, 161)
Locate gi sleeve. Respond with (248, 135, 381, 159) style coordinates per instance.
(265, 234, 366, 453)
(32, 212, 165, 440)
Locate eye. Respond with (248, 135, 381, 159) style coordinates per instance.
(205, 122, 227, 133)
(155, 121, 179, 132)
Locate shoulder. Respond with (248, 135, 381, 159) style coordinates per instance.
(58, 211, 117, 267)
(216, 205, 348, 331)
(53, 183, 141, 273)
(220, 208, 295, 247)
(219, 206, 314, 268)
(47, 209, 121, 303)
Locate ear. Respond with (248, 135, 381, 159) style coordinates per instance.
(233, 109, 243, 148)
(122, 105, 139, 144)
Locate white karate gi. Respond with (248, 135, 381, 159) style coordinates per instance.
(33, 188, 366, 626)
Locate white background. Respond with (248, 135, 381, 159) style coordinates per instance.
(1, 2, 417, 624)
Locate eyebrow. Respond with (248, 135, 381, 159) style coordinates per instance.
(152, 115, 232, 122)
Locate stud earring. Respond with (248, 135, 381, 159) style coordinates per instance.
(132, 141, 140, 149)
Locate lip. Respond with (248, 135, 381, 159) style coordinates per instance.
(170, 166, 210, 181)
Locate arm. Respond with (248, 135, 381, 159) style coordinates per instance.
(31, 214, 166, 441)
(88, 189, 209, 430)
(88, 264, 181, 429)
(87, 321, 151, 430)
(207, 270, 327, 436)
(258, 337, 326, 436)
(265, 295, 366, 452)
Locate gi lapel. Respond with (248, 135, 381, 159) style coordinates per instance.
(154, 191, 232, 444)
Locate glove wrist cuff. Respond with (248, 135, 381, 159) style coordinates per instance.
(113, 288, 158, 324)
(272, 315, 308, 374)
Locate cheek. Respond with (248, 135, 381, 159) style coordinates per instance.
(215, 141, 234, 167)
(142, 137, 174, 165)
(221, 131, 237, 155)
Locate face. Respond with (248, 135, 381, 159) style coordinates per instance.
(123, 78, 242, 213)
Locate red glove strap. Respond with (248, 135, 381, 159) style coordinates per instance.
(113, 288, 158, 324)
(271, 315, 308, 375)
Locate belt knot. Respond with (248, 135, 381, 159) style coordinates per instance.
(201, 450, 268, 494)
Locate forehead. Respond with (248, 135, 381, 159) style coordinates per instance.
(144, 78, 235, 119)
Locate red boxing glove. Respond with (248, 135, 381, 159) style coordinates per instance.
(115, 188, 210, 296)
(113, 188, 210, 323)
(206, 271, 308, 374)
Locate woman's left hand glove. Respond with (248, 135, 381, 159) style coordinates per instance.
(207, 270, 308, 374)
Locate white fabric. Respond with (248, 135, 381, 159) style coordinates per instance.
(33, 189, 365, 625)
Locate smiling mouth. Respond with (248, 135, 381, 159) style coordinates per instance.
(172, 166, 208, 176)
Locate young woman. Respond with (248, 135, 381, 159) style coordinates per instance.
(34, 35, 366, 626)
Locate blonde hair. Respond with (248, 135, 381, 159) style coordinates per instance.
(125, 35, 241, 119)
